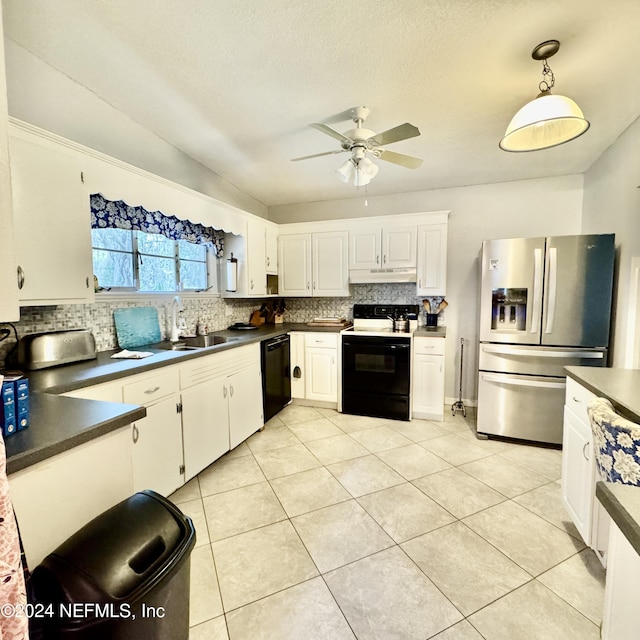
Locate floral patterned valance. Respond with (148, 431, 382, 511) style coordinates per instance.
(90, 193, 225, 256)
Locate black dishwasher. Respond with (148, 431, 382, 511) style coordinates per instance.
(261, 334, 291, 422)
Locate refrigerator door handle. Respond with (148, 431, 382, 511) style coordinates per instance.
(531, 248, 543, 334)
(481, 345, 605, 359)
(481, 372, 566, 389)
(544, 247, 558, 334)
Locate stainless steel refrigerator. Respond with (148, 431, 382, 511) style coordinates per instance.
(477, 234, 615, 445)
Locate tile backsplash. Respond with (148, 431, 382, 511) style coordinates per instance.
(0, 284, 444, 365)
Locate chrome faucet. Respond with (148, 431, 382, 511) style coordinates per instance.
(170, 296, 187, 341)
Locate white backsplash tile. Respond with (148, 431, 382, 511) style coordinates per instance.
(0, 285, 446, 364)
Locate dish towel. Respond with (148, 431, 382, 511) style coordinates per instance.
(110, 349, 154, 359)
(0, 433, 29, 639)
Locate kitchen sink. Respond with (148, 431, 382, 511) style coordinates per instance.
(152, 334, 240, 350)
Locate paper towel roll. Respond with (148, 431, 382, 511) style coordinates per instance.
(226, 254, 237, 292)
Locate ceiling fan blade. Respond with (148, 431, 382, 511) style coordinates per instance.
(310, 123, 353, 146)
(291, 149, 347, 162)
(368, 123, 420, 147)
(377, 149, 423, 169)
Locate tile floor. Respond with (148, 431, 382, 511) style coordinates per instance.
(169, 405, 606, 640)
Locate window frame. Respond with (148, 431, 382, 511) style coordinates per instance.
(92, 228, 214, 294)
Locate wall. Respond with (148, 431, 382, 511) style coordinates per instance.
(3, 40, 268, 219)
(272, 174, 584, 403)
(582, 115, 640, 368)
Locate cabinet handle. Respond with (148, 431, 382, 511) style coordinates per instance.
(144, 386, 161, 395)
(223, 386, 228, 399)
(572, 396, 581, 404)
(307, 281, 310, 290)
(250, 279, 254, 290)
(376, 255, 380, 264)
(383, 254, 386, 264)
(266, 257, 270, 266)
(86, 276, 90, 289)
(419, 279, 422, 288)
(132, 425, 139, 444)
(230, 384, 234, 397)
(17, 266, 24, 290)
(582, 442, 590, 461)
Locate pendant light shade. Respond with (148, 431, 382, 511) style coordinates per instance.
(500, 40, 589, 152)
(500, 93, 590, 151)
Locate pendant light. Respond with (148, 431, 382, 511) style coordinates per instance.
(500, 40, 590, 152)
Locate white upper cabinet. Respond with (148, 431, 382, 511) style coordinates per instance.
(265, 222, 278, 275)
(350, 225, 416, 269)
(9, 127, 94, 305)
(279, 231, 349, 297)
(416, 221, 448, 296)
(246, 217, 268, 296)
(0, 12, 18, 321)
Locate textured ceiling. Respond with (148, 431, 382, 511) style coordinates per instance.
(3, 0, 640, 207)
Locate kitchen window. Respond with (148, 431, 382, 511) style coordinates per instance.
(90, 193, 223, 293)
(92, 228, 210, 291)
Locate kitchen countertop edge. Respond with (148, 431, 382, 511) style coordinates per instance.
(564, 366, 640, 423)
(596, 481, 640, 555)
(6, 323, 343, 472)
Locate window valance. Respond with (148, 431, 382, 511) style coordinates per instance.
(90, 193, 225, 256)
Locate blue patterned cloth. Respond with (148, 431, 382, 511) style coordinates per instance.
(90, 193, 225, 256)
(588, 397, 640, 486)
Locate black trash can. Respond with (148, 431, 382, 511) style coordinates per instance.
(28, 490, 196, 640)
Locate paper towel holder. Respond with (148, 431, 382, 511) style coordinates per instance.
(226, 253, 238, 292)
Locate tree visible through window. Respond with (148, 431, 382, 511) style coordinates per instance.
(92, 229, 209, 292)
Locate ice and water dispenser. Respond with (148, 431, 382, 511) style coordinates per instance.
(491, 288, 527, 332)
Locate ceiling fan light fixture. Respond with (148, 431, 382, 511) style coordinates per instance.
(336, 158, 355, 183)
(500, 40, 590, 152)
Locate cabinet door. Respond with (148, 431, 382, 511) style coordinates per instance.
(313, 230, 349, 296)
(10, 132, 94, 305)
(289, 333, 306, 399)
(181, 377, 230, 481)
(247, 218, 267, 296)
(0, 33, 18, 320)
(382, 225, 416, 268)
(266, 223, 278, 275)
(278, 234, 312, 296)
(412, 354, 445, 421)
(561, 405, 594, 545)
(417, 222, 447, 296)
(349, 227, 382, 270)
(9, 427, 133, 568)
(131, 396, 184, 496)
(305, 346, 337, 402)
(228, 364, 264, 449)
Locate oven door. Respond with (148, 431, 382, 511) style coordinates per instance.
(342, 335, 411, 420)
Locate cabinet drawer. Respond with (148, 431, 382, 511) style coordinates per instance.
(304, 333, 338, 348)
(565, 377, 597, 425)
(413, 337, 445, 356)
(123, 369, 179, 406)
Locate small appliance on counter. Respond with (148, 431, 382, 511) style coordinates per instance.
(9, 329, 97, 370)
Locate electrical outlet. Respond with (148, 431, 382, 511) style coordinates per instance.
(225, 304, 233, 317)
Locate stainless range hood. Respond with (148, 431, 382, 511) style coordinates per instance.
(349, 268, 417, 284)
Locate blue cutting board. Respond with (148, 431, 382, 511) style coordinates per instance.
(114, 307, 162, 349)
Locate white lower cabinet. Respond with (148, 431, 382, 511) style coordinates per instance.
(123, 369, 184, 497)
(303, 333, 339, 404)
(180, 377, 230, 481)
(412, 337, 445, 421)
(561, 376, 609, 557)
(9, 427, 133, 567)
(179, 342, 264, 464)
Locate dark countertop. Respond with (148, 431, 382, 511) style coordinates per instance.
(5, 322, 344, 473)
(597, 482, 640, 555)
(564, 366, 640, 423)
(5, 393, 145, 475)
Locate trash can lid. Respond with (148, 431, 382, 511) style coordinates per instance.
(37, 491, 192, 600)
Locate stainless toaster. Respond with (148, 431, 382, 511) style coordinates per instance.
(13, 329, 97, 370)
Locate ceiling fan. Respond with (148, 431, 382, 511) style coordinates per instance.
(291, 106, 423, 187)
